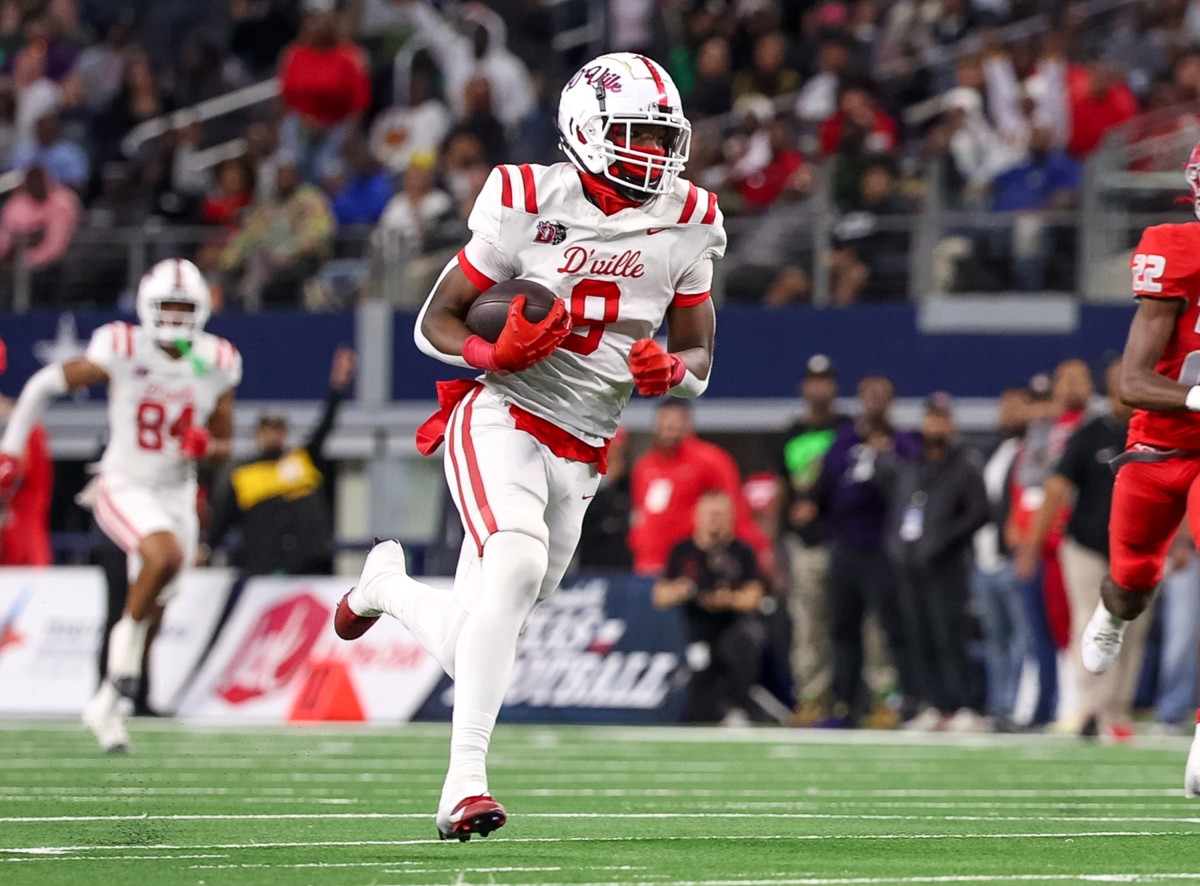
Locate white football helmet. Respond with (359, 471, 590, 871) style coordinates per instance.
(136, 258, 211, 345)
(557, 52, 691, 200)
(1186, 140, 1200, 220)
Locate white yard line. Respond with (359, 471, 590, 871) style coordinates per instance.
(2, 831, 1197, 857)
(4, 811, 1200, 825)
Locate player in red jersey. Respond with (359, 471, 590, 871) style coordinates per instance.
(1081, 141, 1200, 795)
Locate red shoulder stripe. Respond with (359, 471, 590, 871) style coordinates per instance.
(678, 183, 698, 224)
(672, 291, 711, 308)
(120, 322, 133, 357)
(457, 248, 499, 291)
(701, 190, 718, 225)
(518, 164, 537, 214)
(218, 339, 231, 370)
(498, 165, 514, 209)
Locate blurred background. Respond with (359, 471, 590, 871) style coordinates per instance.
(1, 0, 1198, 735)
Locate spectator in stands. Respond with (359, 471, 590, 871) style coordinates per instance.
(653, 489, 767, 725)
(200, 157, 254, 228)
(810, 374, 922, 727)
(829, 156, 913, 304)
(629, 399, 768, 577)
(733, 30, 800, 102)
(795, 35, 852, 124)
(71, 9, 135, 112)
(230, 0, 299, 78)
(1068, 58, 1137, 157)
(0, 87, 17, 171)
(780, 354, 852, 723)
(458, 76, 508, 166)
(732, 115, 810, 215)
(820, 82, 899, 208)
(92, 50, 164, 170)
(690, 36, 734, 118)
(9, 112, 87, 189)
(369, 48, 452, 175)
(576, 427, 633, 572)
(219, 160, 336, 308)
(1017, 359, 1144, 741)
(883, 394, 989, 732)
(440, 129, 490, 220)
(13, 39, 62, 145)
(244, 121, 281, 205)
(0, 166, 80, 307)
(207, 347, 356, 575)
(279, 2, 371, 184)
(992, 125, 1081, 291)
(972, 386, 1031, 732)
(375, 149, 454, 253)
(326, 133, 392, 226)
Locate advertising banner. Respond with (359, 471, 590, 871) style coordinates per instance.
(414, 574, 689, 724)
(176, 576, 445, 723)
(0, 567, 106, 714)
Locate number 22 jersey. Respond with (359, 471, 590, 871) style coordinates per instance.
(86, 321, 242, 486)
(455, 162, 727, 445)
(1128, 222, 1200, 450)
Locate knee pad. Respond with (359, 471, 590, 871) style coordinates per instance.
(481, 530, 549, 613)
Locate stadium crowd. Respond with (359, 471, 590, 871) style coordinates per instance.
(0, 0, 1198, 309)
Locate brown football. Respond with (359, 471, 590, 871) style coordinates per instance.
(465, 278, 558, 343)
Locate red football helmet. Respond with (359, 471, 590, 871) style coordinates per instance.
(1185, 140, 1200, 220)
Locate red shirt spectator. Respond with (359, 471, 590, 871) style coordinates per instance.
(0, 422, 52, 566)
(818, 87, 899, 158)
(1067, 62, 1137, 157)
(279, 13, 370, 129)
(629, 402, 769, 575)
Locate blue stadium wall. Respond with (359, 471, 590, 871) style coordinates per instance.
(1, 303, 1133, 399)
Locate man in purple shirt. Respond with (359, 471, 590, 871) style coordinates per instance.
(808, 374, 921, 727)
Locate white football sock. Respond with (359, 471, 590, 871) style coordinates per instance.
(363, 570, 467, 678)
(440, 531, 546, 810)
(1094, 601, 1128, 632)
(107, 615, 149, 677)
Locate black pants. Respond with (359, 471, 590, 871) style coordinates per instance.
(682, 614, 768, 722)
(827, 545, 917, 714)
(899, 559, 973, 714)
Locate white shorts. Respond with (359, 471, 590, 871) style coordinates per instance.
(93, 472, 198, 601)
(443, 385, 602, 611)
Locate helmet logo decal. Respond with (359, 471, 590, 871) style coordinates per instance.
(569, 64, 623, 94)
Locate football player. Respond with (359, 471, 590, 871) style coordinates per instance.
(1081, 142, 1200, 795)
(335, 52, 725, 839)
(0, 259, 241, 752)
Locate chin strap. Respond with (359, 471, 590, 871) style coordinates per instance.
(578, 171, 644, 215)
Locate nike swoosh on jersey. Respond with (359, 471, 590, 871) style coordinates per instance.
(582, 494, 596, 500)
(646, 228, 668, 235)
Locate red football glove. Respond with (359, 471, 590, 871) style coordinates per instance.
(179, 425, 211, 460)
(629, 338, 686, 396)
(463, 296, 572, 373)
(0, 453, 20, 503)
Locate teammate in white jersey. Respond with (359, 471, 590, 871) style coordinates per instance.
(335, 52, 725, 840)
(0, 259, 241, 752)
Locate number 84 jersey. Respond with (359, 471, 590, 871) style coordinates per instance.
(86, 321, 242, 486)
(456, 162, 726, 445)
(1129, 222, 1200, 449)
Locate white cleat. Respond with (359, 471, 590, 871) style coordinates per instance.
(82, 695, 129, 754)
(347, 538, 409, 618)
(1081, 607, 1126, 675)
(1185, 723, 1200, 798)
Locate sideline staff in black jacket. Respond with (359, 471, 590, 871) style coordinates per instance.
(207, 347, 356, 575)
(881, 393, 989, 727)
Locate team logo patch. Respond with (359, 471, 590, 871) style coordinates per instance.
(535, 220, 567, 245)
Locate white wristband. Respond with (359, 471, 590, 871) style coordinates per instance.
(1186, 386, 1200, 413)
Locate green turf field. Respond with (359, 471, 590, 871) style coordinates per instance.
(2, 720, 1200, 886)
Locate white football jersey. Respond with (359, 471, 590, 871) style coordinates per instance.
(457, 162, 726, 444)
(86, 322, 242, 486)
